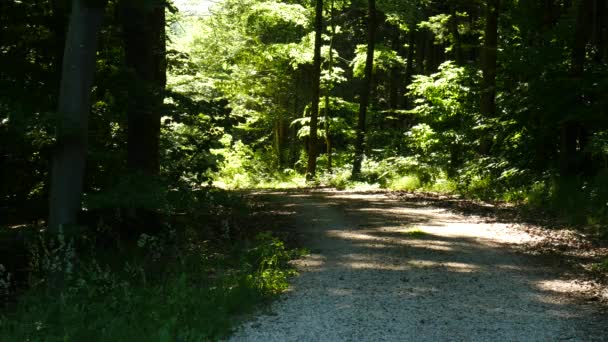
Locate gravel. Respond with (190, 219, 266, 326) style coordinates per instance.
(229, 190, 608, 341)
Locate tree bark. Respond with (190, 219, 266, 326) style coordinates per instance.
(414, 29, 427, 74)
(121, 1, 166, 177)
(450, 7, 463, 65)
(48, 0, 106, 233)
(389, 27, 402, 110)
(592, 0, 607, 63)
(325, 0, 336, 174)
(404, 29, 415, 89)
(478, 0, 499, 155)
(352, 0, 376, 178)
(306, 0, 323, 180)
(120, 1, 166, 233)
(560, 0, 593, 177)
(480, 0, 499, 119)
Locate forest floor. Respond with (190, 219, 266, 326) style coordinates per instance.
(229, 189, 608, 341)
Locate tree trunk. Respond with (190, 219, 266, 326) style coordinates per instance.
(560, 0, 593, 177)
(352, 0, 376, 178)
(389, 28, 402, 110)
(120, 1, 166, 233)
(415, 28, 426, 75)
(480, 0, 499, 119)
(325, 0, 336, 174)
(50, 0, 69, 88)
(48, 0, 106, 233)
(592, 0, 607, 63)
(404, 29, 415, 89)
(121, 2, 166, 177)
(450, 7, 463, 65)
(306, 0, 323, 180)
(478, 0, 499, 155)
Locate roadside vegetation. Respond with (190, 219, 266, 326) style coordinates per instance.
(1, 0, 607, 339)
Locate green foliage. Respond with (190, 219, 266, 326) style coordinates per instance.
(321, 166, 355, 190)
(590, 257, 608, 274)
(0, 222, 301, 341)
(401, 227, 426, 238)
(245, 232, 303, 295)
(418, 14, 452, 43)
(352, 44, 405, 78)
(404, 61, 480, 176)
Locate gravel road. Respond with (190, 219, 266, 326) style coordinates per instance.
(230, 190, 607, 341)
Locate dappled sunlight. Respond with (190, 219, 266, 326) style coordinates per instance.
(292, 254, 326, 272)
(287, 194, 315, 198)
(230, 190, 607, 341)
(343, 261, 409, 271)
(327, 288, 354, 296)
(495, 264, 529, 272)
(407, 259, 480, 273)
(326, 230, 381, 241)
(535, 279, 596, 295)
(405, 240, 456, 252)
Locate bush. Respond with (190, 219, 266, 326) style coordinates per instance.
(0, 230, 301, 341)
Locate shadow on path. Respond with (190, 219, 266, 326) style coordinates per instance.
(231, 189, 608, 341)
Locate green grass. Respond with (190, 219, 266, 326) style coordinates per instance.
(0, 232, 304, 341)
(401, 227, 427, 238)
(590, 257, 608, 274)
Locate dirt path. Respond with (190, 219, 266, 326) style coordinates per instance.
(230, 190, 607, 341)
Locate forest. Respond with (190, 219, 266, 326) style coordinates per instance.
(1, 0, 608, 340)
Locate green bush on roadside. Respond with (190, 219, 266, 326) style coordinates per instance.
(0, 228, 303, 341)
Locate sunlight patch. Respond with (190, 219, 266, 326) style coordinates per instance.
(293, 254, 326, 270)
(345, 261, 409, 271)
(535, 279, 595, 295)
(408, 260, 480, 273)
(326, 230, 379, 241)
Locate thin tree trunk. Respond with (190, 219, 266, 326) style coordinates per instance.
(352, 0, 376, 178)
(389, 28, 402, 110)
(48, 0, 106, 233)
(120, 1, 166, 233)
(306, 0, 323, 180)
(415, 29, 426, 74)
(592, 0, 607, 63)
(325, 0, 335, 173)
(480, 0, 499, 119)
(479, 0, 499, 155)
(560, 0, 593, 176)
(404, 29, 415, 89)
(450, 7, 463, 65)
(121, 2, 166, 176)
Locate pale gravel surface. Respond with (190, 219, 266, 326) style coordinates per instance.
(230, 190, 607, 341)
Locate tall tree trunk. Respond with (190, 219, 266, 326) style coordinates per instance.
(479, 0, 499, 155)
(50, 0, 68, 88)
(325, 0, 336, 173)
(306, 0, 323, 180)
(592, 0, 607, 63)
(48, 0, 106, 233)
(121, 2, 166, 176)
(480, 0, 499, 119)
(415, 29, 426, 75)
(121, 1, 166, 231)
(352, 0, 376, 178)
(404, 29, 415, 90)
(560, 0, 593, 176)
(389, 28, 402, 110)
(450, 7, 463, 65)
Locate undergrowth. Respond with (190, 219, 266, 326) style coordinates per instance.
(0, 190, 305, 341)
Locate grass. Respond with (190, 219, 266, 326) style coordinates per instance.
(590, 257, 608, 274)
(0, 232, 303, 341)
(400, 227, 427, 238)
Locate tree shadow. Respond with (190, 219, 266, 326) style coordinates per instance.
(242, 189, 608, 340)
